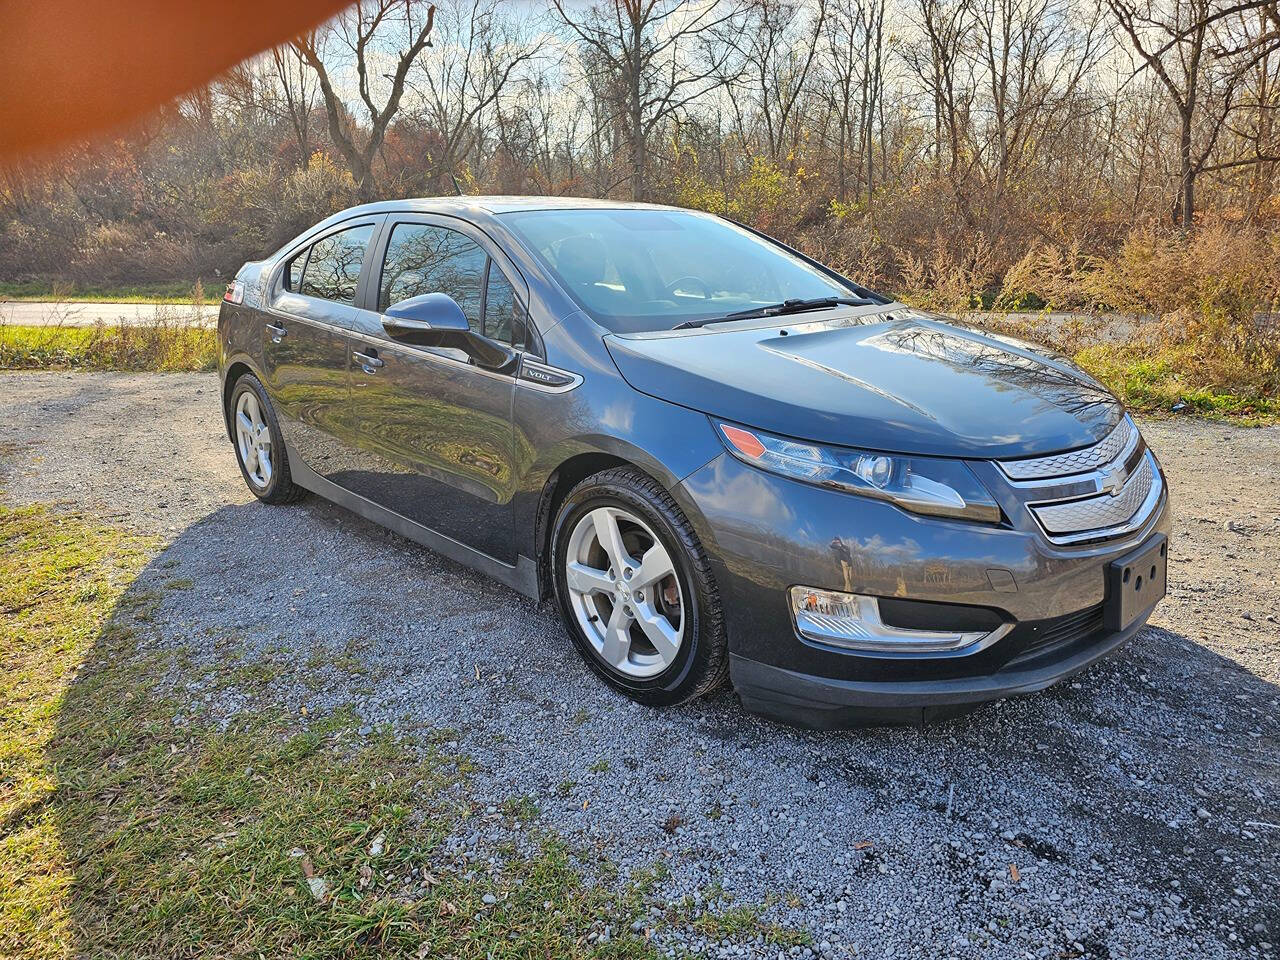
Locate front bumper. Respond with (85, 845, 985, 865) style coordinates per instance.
(730, 608, 1153, 727)
(676, 451, 1170, 727)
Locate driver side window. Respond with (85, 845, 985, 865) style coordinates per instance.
(380, 223, 485, 336)
(380, 221, 528, 352)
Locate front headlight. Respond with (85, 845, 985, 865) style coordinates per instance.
(716, 421, 1002, 523)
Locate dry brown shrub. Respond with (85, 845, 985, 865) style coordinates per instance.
(894, 233, 999, 310)
(798, 218, 891, 291)
(997, 241, 1094, 310)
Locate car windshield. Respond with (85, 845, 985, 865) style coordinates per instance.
(501, 208, 856, 334)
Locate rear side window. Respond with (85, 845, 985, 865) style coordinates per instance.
(297, 223, 375, 304)
(380, 223, 485, 335)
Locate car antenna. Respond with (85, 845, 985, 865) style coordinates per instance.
(450, 174, 465, 196)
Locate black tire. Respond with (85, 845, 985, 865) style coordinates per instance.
(551, 466, 727, 706)
(227, 372, 305, 504)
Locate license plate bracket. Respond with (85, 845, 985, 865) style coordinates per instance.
(1104, 533, 1168, 631)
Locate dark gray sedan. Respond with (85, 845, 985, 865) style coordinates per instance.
(217, 197, 1169, 726)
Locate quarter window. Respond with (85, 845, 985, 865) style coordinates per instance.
(484, 266, 526, 350)
(297, 223, 375, 304)
(286, 248, 307, 291)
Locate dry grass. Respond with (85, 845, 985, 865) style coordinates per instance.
(4, 221, 1276, 421)
(975, 223, 1280, 423)
(0, 314, 217, 372)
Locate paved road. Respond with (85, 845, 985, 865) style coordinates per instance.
(0, 300, 212, 326)
(2, 372, 1277, 959)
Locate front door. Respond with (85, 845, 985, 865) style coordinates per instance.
(262, 219, 380, 480)
(341, 216, 528, 564)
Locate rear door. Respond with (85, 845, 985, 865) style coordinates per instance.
(342, 215, 530, 563)
(263, 218, 382, 480)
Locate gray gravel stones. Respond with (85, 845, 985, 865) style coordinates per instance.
(3, 372, 1278, 960)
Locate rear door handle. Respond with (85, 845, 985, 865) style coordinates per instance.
(265, 322, 287, 343)
(352, 348, 384, 373)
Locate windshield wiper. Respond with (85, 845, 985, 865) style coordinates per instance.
(671, 296, 873, 330)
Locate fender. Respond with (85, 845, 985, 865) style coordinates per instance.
(218, 349, 268, 444)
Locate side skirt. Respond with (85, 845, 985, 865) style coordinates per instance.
(286, 442, 540, 600)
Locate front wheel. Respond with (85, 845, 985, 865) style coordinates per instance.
(551, 467, 727, 706)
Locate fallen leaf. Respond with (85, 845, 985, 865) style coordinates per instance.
(301, 857, 315, 879)
(1009, 863, 1020, 883)
(854, 841, 873, 850)
(439, 899, 458, 916)
(358, 863, 373, 889)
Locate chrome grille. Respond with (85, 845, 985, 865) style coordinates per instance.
(1030, 454, 1157, 537)
(1000, 417, 1137, 481)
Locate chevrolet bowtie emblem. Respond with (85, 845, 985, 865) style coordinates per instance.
(1097, 463, 1127, 497)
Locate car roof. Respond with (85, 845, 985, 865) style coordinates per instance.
(335, 195, 688, 218)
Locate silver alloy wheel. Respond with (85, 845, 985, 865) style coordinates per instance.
(565, 506, 685, 679)
(234, 391, 274, 489)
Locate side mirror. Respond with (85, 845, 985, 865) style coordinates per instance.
(381, 293, 514, 370)
(382, 292, 470, 343)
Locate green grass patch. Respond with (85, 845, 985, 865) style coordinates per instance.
(0, 502, 662, 958)
(0, 280, 211, 304)
(1075, 344, 1280, 425)
(0, 504, 154, 958)
(666, 892, 811, 949)
(0, 321, 217, 372)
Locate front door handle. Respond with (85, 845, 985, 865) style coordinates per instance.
(352, 349, 384, 374)
(265, 322, 287, 343)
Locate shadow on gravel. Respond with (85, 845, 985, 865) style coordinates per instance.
(30, 502, 665, 958)
(44, 496, 1280, 957)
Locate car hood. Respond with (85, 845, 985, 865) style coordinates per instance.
(603, 310, 1121, 458)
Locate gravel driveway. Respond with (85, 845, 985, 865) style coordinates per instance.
(3, 371, 1277, 960)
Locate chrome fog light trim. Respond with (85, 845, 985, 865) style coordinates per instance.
(789, 587, 1011, 655)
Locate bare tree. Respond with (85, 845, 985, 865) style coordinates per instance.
(821, 0, 887, 201)
(1109, 0, 1251, 225)
(294, 0, 437, 200)
(406, 0, 539, 189)
(902, 0, 974, 189)
(971, 0, 1106, 229)
(270, 44, 319, 164)
(732, 0, 828, 164)
(551, 0, 743, 200)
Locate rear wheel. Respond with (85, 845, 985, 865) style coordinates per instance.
(228, 373, 303, 504)
(551, 467, 726, 706)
